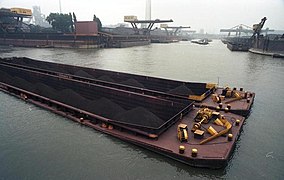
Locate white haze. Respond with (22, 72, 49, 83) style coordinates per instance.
(1, 0, 283, 33)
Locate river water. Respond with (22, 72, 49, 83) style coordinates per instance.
(0, 41, 283, 179)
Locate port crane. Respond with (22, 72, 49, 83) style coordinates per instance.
(160, 26, 191, 36)
(251, 17, 267, 39)
(124, 16, 173, 35)
(220, 21, 273, 37)
(220, 24, 253, 36)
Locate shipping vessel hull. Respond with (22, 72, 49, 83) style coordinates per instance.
(249, 36, 284, 58)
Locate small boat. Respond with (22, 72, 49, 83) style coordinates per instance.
(191, 38, 209, 45)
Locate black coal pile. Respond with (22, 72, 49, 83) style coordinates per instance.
(0, 70, 13, 84)
(33, 83, 58, 99)
(167, 84, 194, 96)
(55, 89, 88, 109)
(50, 64, 69, 74)
(36, 63, 53, 72)
(114, 107, 164, 128)
(12, 76, 33, 92)
(97, 75, 116, 83)
(74, 70, 94, 79)
(86, 97, 126, 119)
(120, 78, 145, 88)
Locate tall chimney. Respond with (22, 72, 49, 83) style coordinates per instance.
(59, 0, 62, 13)
(146, 0, 151, 20)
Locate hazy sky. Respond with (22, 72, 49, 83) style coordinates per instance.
(1, 0, 284, 33)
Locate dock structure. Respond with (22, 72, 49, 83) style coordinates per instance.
(220, 24, 274, 37)
(161, 26, 191, 36)
(124, 18, 173, 35)
(0, 7, 152, 48)
(220, 24, 253, 37)
(0, 8, 32, 33)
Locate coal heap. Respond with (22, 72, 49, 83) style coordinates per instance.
(33, 83, 58, 99)
(97, 75, 116, 83)
(0, 70, 13, 84)
(12, 76, 33, 92)
(120, 78, 145, 88)
(86, 97, 126, 119)
(167, 84, 194, 96)
(74, 70, 94, 79)
(114, 107, 164, 128)
(56, 89, 88, 109)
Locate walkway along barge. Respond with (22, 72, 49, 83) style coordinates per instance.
(0, 57, 255, 168)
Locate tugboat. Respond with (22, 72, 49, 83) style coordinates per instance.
(191, 38, 209, 45)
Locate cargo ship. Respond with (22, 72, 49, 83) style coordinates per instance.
(0, 57, 255, 168)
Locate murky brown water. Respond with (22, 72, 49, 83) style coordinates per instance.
(1, 41, 284, 179)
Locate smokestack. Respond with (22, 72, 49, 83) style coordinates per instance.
(146, 0, 151, 20)
(59, 0, 62, 13)
(141, 0, 151, 28)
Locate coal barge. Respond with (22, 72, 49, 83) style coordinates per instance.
(221, 17, 284, 56)
(0, 57, 255, 168)
(249, 34, 284, 58)
(249, 17, 284, 58)
(226, 36, 252, 52)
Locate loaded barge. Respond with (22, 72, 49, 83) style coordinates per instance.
(249, 17, 284, 58)
(0, 57, 255, 168)
(249, 35, 284, 58)
(0, 57, 254, 117)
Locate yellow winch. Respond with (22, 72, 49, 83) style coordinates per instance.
(177, 124, 189, 142)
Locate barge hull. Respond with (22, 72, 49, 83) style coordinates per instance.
(249, 48, 284, 58)
(0, 82, 245, 168)
(227, 42, 249, 51)
(0, 33, 105, 48)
